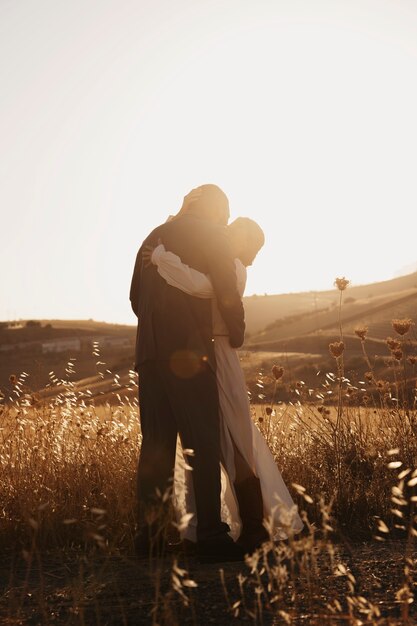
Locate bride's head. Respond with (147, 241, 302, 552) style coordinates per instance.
(227, 218, 265, 267)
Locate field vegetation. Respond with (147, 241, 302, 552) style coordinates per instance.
(1, 278, 417, 624)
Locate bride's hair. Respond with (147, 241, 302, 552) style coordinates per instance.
(229, 217, 265, 249)
(227, 218, 265, 266)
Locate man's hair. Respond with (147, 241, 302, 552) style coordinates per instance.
(228, 217, 265, 253)
(178, 184, 229, 222)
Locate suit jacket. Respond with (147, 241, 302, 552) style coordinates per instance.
(129, 214, 245, 371)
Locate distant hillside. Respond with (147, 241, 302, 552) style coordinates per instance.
(249, 288, 417, 346)
(243, 292, 335, 337)
(0, 319, 135, 344)
(243, 270, 417, 335)
(2, 270, 416, 401)
(0, 320, 136, 396)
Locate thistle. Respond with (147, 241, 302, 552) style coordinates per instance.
(272, 365, 284, 380)
(354, 326, 368, 341)
(392, 349, 403, 362)
(386, 337, 401, 352)
(329, 341, 345, 358)
(392, 318, 414, 336)
(334, 277, 350, 291)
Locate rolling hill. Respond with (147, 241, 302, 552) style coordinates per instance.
(243, 269, 417, 335)
(1, 269, 416, 403)
(248, 287, 417, 346)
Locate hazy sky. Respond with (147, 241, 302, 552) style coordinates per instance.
(1, 0, 416, 324)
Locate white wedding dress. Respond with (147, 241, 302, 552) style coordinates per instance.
(151, 245, 303, 541)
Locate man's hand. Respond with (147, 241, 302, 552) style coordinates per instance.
(179, 187, 203, 214)
(142, 238, 163, 267)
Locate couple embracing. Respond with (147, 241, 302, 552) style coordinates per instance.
(130, 184, 303, 563)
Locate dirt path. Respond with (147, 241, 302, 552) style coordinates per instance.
(0, 541, 415, 625)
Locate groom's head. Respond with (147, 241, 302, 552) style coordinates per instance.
(183, 184, 230, 225)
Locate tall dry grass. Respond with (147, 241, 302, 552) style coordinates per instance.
(1, 281, 417, 624)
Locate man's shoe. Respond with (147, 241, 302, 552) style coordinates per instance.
(196, 535, 245, 564)
(234, 476, 270, 554)
(237, 526, 270, 555)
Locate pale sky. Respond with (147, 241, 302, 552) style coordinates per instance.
(1, 0, 416, 324)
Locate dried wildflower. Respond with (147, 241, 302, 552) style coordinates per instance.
(392, 318, 414, 336)
(365, 371, 374, 382)
(272, 365, 284, 380)
(265, 407, 273, 415)
(393, 349, 403, 361)
(9, 374, 17, 385)
(386, 337, 401, 352)
(258, 416, 264, 423)
(334, 277, 350, 291)
(408, 356, 417, 365)
(329, 341, 345, 358)
(354, 326, 368, 341)
(318, 405, 331, 416)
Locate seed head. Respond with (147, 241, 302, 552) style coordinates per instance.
(392, 318, 414, 336)
(272, 365, 284, 380)
(265, 407, 273, 415)
(354, 326, 368, 341)
(365, 371, 374, 382)
(329, 341, 345, 358)
(9, 374, 17, 385)
(318, 405, 331, 415)
(386, 337, 401, 352)
(392, 349, 403, 361)
(408, 356, 417, 366)
(334, 277, 350, 291)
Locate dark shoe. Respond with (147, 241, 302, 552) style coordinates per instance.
(234, 476, 270, 554)
(196, 534, 245, 564)
(238, 526, 270, 555)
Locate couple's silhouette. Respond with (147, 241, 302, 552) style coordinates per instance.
(130, 184, 302, 563)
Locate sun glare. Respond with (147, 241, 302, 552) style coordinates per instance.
(0, 0, 416, 322)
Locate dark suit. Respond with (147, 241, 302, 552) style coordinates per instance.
(130, 214, 245, 542)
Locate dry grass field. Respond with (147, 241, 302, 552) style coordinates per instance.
(1, 280, 417, 624)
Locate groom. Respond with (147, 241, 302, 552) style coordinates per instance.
(130, 184, 245, 562)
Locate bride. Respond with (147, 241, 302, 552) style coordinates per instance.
(142, 217, 303, 553)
